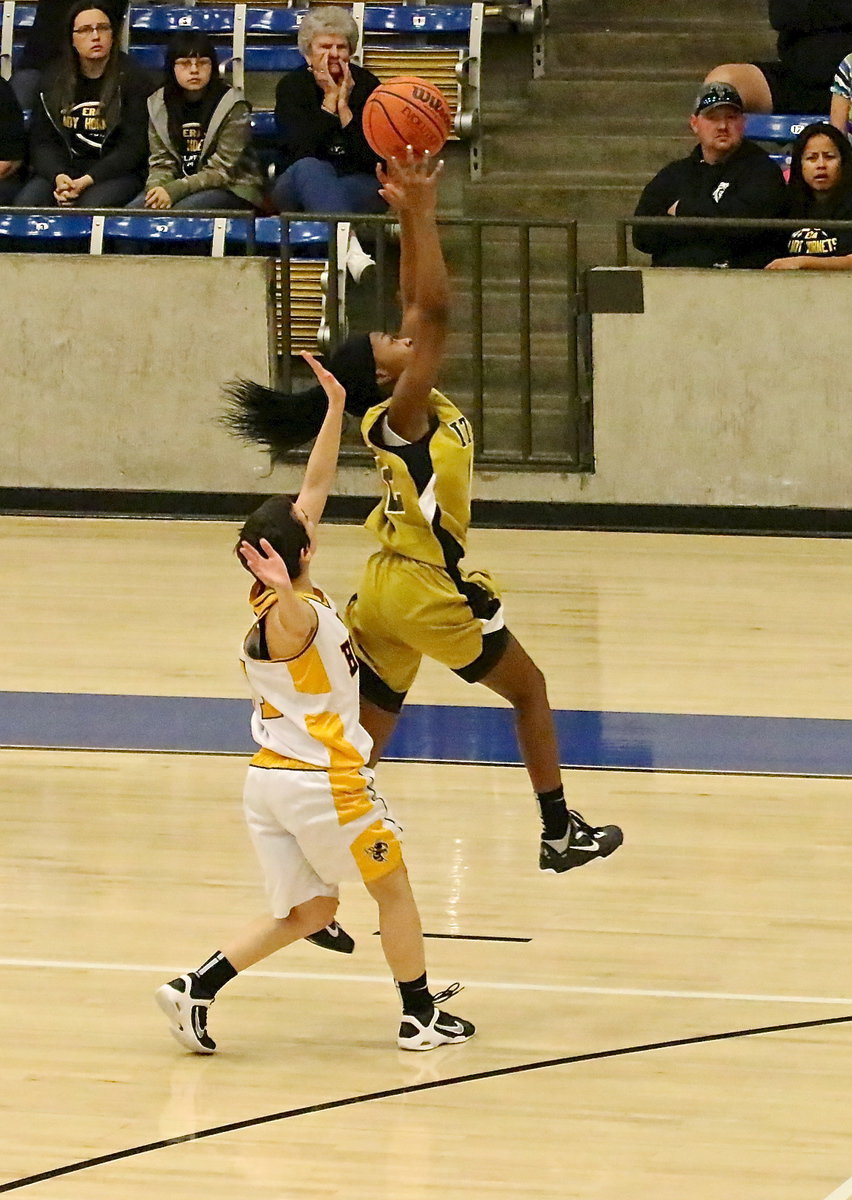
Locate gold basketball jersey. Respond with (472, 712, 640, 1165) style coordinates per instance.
(360, 389, 474, 569)
(240, 583, 371, 770)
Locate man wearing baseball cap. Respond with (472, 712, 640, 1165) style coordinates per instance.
(632, 82, 788, 267)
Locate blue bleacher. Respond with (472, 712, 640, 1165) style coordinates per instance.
(744, 114, 830, 175)
(745, 114, 828, 143)
(127, 41, 303, 72)
(0, 210, 330, 253)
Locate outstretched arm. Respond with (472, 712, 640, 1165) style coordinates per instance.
(240, 537, 316, 653)
(378, 150, 449, 441)
(293, 351, 346, 528)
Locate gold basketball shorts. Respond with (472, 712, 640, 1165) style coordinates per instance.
(345, 549, 508, 712)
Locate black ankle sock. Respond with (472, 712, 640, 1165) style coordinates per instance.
(537, 785, 569, 841)
(397, 971, 434, 1018)
(192, 951, 237, 999)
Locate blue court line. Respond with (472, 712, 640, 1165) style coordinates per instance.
(0, 692, 849, 777)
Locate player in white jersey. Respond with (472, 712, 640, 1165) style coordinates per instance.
(155, 351, 474, 1054)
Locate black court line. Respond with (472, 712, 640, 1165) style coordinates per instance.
(3, 1011, 850, 1194)
(372, 932, 532, 943)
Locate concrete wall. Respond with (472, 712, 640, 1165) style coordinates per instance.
(1, 255, 274, 492)
(2, 258, 848, 509)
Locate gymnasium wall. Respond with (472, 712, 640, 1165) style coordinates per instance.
(1, 257, 847, 512)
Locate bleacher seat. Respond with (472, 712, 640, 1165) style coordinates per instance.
(744, 114, 827, 144)
(745, 114, 829, 178)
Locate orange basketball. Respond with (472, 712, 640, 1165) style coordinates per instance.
(362, 76, 453, 160)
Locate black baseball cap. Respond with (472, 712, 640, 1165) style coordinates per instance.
(693, 82, 744, 116)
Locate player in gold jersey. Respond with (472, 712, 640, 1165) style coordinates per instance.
(156, 350, 473, 1054)
(224, 151, 623, 876)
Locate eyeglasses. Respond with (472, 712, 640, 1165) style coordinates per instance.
(73, 22, 112, 36)
(174, 57, 213, 68)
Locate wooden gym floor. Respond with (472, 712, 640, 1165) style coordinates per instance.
(0, 515, 850, 1200)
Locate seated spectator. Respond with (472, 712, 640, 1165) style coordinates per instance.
(633, 83, 789, 268)
(12, 0, 130, 113)
(270, 5, 384, 281)
(0, 77, 26, 203)
(13, 1, 151, 209)
(129, 32, 263, 212)
(704, 1, 852, 114)
(766, 121, 852, 267)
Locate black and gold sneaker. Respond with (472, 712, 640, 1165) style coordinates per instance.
(540, 809, 623, 873)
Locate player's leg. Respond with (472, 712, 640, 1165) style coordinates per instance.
(476, 632, 623, 873)
(359, 695, 402, 766)
(155, 766, 343, 1053)
(703, 63, 772, 112)
(346, 555, 423, 764)
(365, 863, 475, 1051)
(155, 895, 338, 1054)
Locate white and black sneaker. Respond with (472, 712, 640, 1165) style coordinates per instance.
(397, 984, 476, 1052)
(155, 974, 216, 1054)
(539, 809, 624, 874)
(305, 921, 355, 954)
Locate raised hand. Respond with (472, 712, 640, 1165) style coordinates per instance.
(313, 51, 341, 109)
(239, 538, 295, 592)
(378, 147, 444, 214)
(300, 350, 346, 410)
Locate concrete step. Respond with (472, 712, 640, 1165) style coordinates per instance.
(522, 76, 700, 123)
(546, 27, 775, 74)
(481, 127, 694, 173)
(465, 175, 641, 221)
(552, 0, 768, 24)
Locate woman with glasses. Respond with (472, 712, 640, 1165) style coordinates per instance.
(14, 0, 151, 208)
(131, 31, 262, 212)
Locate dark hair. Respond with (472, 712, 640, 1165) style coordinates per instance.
(237, 496, 311, 580)
(221, 335, 384, 461)
(163, 30, 228, 152)
(59, 1, 121, 114)
(787, 121, 852, 217)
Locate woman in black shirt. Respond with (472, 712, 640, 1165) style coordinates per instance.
(767, 121, 852, 269)
(14, 0, 150, 208)
(133, 31, 262, 211)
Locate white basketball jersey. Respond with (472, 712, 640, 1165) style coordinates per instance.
(240, 583, 372, 769)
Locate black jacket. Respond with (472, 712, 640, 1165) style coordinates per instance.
(29, 54, 152, 185)
(770, 0, 852, 85)
(633, 139, 789, 268)
(274, 63, 382, 176)
(0, 77, 26, 161)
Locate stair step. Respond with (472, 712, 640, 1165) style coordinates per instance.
(523, 76, 701, 119)
(553, 0, 768, 22)
(482, 129, 694, 173)
(546, 28, 775, 74)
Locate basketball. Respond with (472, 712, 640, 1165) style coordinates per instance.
(362, 76, 453, 160)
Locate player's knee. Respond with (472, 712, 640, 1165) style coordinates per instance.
(506, 658, 549, 709)
(292, 895, 338, 937)
(364, 861, 409, 903)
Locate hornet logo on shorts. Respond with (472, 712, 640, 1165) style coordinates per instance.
(365, 839, 390, 863)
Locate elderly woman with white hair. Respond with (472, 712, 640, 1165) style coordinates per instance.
(271, 5, 385, 281)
